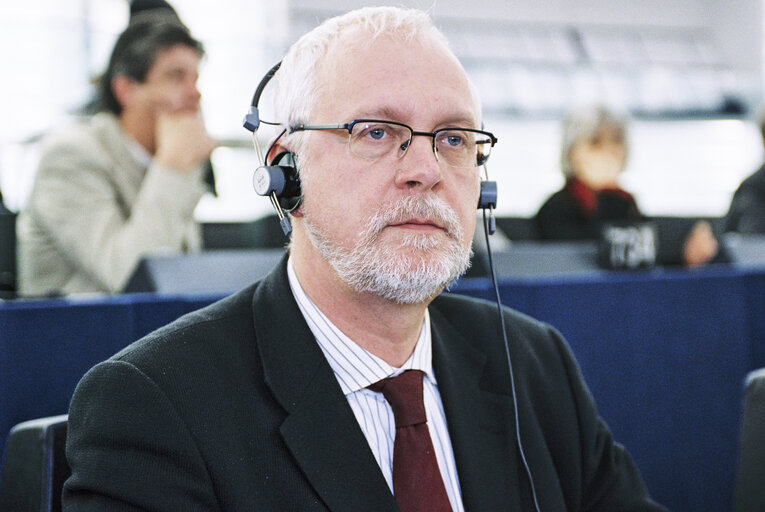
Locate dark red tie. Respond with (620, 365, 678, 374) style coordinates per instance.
(368, 370, 453, 512)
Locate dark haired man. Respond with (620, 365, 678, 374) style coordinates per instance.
(17, 14, 215, 296)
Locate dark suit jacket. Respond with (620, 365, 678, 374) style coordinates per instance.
(726, 163, 765, 233)
(535, 181, 641, 241)
(63, 258, 665, 511)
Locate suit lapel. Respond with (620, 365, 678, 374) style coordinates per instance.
(251, 260, 398, 512)
(430, 307, 524, 512)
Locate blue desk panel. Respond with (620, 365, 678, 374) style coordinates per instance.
(0, 293, 222, 460)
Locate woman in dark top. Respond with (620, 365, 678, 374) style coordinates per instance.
(726, 164, 765, 233)
(535, 105, 720, 266)
(726, 107, 765, 233)
(536, 174, 642, 240)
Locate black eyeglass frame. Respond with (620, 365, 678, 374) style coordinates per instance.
(288, 119, 498, 168)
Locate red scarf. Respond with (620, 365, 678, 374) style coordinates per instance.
(567, 178, 635, 216)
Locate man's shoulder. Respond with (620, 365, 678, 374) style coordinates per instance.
(535, 186, 584, 228)
(733, 164, 765, 194)
(111, 283, 259, 367)
(432, 292, 553, 341)
(536, 187, 570, 213)
(433, 290, 540, 318)
(431, 292, 575, 398)
(36, 114, 122, 174)
(745, 164, 765, 190)
(40, 113, 112, 151)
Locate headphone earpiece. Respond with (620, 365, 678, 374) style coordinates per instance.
(478, 180, 497, 210)
(252, 151, 301, 212)
(479, 180, 497, 235)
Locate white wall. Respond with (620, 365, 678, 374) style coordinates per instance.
(1, 0, 763, 221)
(708, 0, 763, 76)
(229, 0, 765, 219)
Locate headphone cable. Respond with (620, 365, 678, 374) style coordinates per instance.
(483, 209, 541, 512)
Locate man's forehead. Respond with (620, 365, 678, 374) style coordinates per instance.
(151, 44, 201, 67)
(314, 34, 479, 126)
(349, 103, 479, 128)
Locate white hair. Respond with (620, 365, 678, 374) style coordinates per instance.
(560, 104, 629, 179)
(270, 6, 481, 157)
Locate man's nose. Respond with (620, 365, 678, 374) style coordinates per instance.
(394, 135, 442, 191)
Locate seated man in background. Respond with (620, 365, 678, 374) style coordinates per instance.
(64, 7, 665, 511)
(535, 104, 720, 266)
(726, 108, 765, 233)
(16, 12, 215, 296)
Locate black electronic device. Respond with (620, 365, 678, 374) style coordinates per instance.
(0, 212, 17, 298)
(123, 249, 285, 295)
(242, 62, 297, 236)
(598, 222, 658, 270)
(251, 150, 301, 212)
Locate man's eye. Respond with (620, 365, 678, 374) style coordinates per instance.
(367, 127, 387, 140)
(445, 134, 464, 147)
(439, 132, 467, 147)
(165, 70, 186, 82)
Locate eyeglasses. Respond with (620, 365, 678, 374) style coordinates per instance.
(289, 119, 497, 168)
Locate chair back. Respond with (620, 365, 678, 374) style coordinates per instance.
(0, 415, 69, 512)
(734, 368, 765, 512)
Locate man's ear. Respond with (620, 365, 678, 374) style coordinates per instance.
(264, 138, 304, 217)
(111, 75, 136, 111)
(265, 137, 291, 165)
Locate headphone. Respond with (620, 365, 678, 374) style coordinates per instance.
(242, 62, 300, 235)
(242, 61, 498, 236)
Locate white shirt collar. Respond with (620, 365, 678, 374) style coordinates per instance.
(119, 127, 152, 169)
(286, 256, 436, 395)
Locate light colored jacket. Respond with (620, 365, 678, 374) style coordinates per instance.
(17, 112, 207, 296)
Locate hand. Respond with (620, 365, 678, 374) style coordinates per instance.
(682, 220, 719, 266)
(154, 112, 217, 172)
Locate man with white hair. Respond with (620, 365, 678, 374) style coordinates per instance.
(64, 7, 666, 511)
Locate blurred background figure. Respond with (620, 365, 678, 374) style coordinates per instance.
(130, 0, 178, 19)
(16, 3, 216, 297)
(0, 187, 9, 215)
(725, 107, 765, 234)
(0, 186, 13, 298)
(535, 104, 721, 266)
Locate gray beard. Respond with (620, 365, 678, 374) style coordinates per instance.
(302, 195, 472, 304)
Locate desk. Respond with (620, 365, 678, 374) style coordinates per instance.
(2, 264, 764, 512)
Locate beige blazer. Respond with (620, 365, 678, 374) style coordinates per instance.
(17, 112, 207, 296)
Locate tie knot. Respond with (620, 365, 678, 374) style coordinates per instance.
(368, 370, 426, 428)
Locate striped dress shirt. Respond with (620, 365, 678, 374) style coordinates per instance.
(287, 258, 465, 511)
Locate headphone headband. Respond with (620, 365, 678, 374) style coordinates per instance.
(243, 61, 281, 133)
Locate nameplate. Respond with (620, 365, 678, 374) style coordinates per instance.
(599, 222, 657, 269)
